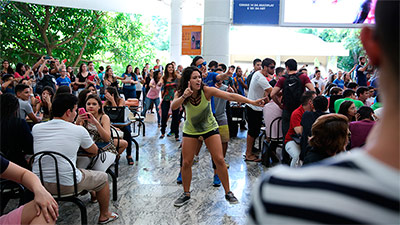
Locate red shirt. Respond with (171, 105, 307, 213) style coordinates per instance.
(285, 105, 305, 143)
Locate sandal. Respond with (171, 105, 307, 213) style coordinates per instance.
(126, 156, 134, 165)
(98, 212, 119, 224)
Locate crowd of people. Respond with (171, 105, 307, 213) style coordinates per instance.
(0, 0, 398, 223)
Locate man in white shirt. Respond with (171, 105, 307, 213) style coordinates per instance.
(245, 58, 274, 161)
(32, 93, 118, 223)
(248, 1, 399, 223)
(311, 70, 326, 94)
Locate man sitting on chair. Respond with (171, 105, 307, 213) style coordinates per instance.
(32, 93, 119, 224)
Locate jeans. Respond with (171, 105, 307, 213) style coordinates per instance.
(160, 100, 180, 137)
(123, 88, 136, 99)
(285, 140, 301, 167)
(141, 97, 161, 124)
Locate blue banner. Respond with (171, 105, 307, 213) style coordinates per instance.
(233, 0, 280, 25)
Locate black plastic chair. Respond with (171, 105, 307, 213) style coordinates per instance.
(29, 151, 88, 225)
(0, 179, 25, 215)
(261, 117, 283, 167)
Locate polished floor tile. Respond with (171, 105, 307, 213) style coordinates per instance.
(7, 113, 271, 224)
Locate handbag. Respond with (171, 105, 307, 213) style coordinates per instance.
(104, 106, 126, 123)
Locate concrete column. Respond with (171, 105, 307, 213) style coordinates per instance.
(170, 0, 183, 65)
(275, 55, 281, 67)
(203, 0, 230, 65)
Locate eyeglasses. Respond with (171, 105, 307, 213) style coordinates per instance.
(197, 61, 207, 69)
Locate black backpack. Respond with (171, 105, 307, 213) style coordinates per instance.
(282, 72, 303, 112)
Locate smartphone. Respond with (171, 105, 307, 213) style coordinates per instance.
(44, 55, 51, 60)
(78, 108, 88, 119)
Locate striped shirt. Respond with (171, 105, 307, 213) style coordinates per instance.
(248, 149, 400, 224)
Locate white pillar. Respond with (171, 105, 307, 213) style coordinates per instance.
(203, 0, 230, 65)
(170, 0, 183, 65)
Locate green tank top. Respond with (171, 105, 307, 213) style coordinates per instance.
(183, 90, 219, 135)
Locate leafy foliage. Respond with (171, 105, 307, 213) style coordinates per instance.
(297, 28, 364, 71)
(150, 16, 170, 51)
(0, 2, 155, 69)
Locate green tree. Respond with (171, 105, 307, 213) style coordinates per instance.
(297, 28, 364, 71)
(0, 1, 106, 67)
(102, 13, 155, 68)
(150, 16, 170, 51)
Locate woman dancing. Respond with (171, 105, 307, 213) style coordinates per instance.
(172, 67, 264, 207)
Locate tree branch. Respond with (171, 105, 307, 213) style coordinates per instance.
(14, 3, 42, 32)
(10, 37, 41, 58)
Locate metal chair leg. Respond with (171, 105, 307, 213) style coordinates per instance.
(132, 138, 139, 161)
(69, 197, 87, 225)
(106, 168, 118, 201)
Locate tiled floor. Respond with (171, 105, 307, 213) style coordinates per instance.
(7, 113, 271, 225)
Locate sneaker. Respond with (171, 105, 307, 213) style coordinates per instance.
(213, 174, 221, 187)
(225, 191, 239, 204)
(167, 132, 175, 137)
(177, 172, 182, 184)
(174, 192, 190, 207)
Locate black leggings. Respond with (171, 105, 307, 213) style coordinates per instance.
(160, 100, 180, 137)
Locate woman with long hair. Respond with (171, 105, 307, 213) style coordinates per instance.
(159, 63, 180, 140)
(103, 68, 119, 90)
(134, 67, 143, 100)
(75, 63, 89, 93)
(171, 67, 264, 207)
(103, 86, 134, 165)
(303, 114, 349, 165)
(35, 86, 54, 120)
(120, 65, 138, 99)
(338, 100, 357, 122)
(1, 60, 14, 76)
(76, 94, 128, 171)
(141, 70, 162, 126)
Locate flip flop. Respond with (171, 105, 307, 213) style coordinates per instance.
(98, 212, 119, 224)
(244, 157, 261, 162)
(126, 156, 134, 165)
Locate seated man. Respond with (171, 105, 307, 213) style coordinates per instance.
(32, 93, 118, 224)
(15, 84, 40, 124)
(334, 89, 364, 113)
(284, 91, 316, 167)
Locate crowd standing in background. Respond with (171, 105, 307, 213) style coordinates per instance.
(1, 1, 397, 222)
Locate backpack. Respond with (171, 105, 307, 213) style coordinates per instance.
(282, 72, 303, 112)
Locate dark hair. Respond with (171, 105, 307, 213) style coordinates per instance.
(99, 66, 104, 71)
(315, 70, 321, 74)
(52, 93, 78, 117)
(346, 82, 358, 89)
(218, 63, 227, 72)
(153, 70, 161, 84)
(324, 83, 337, 95)
(330, 87, 343, 96)
(105, 86, 120, 106)
(67, 66, 74, 76)
(2, 60, 14, 74)
(356, 86, 369, 97)
(191, 56, 203, 67)
(42, 86, 54, 98)
(15, 63, 25, 75)
(253, 58, 261, 66)
(208, 60, 218, 69)
(338, 100, 355, 121)
(78, 63, 87, 74)
(134, 67, 140, 75)
(276, 67, 285, 75)
(2, 74, 13, 82)
(375, 1, 399, 76)
(235, 66, 242, 73)
(285, 59, 297, 71)
(300, 91, 316, 106)
(55, 85, 71, 98)
(299, 68, 307, 73)
(15, 84, 29, 94)
(1, 93, 19, 119)
(357, 106, 375, 120)
(358, 56, 366, 62)
(125, 65, 134, 75)
(309, 114, 349, 155)
(86, 83, 96, 90)
(85, 94, 103, 114)
(177, 67, 203, 103)
(214, 68, 223, 72)
(163, 63, 177, 84)
(262, 58, 276, 70)
(77, 89, 91, 109)
(88, 61, 94, 66)
(313, 96, 328, 111)
(342, 89, 356, 98)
